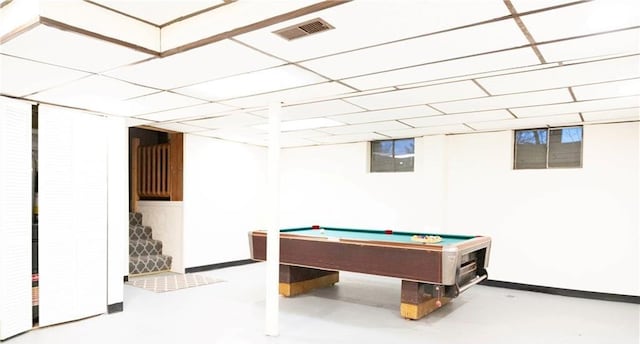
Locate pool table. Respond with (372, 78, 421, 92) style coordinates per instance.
(249, 226, 491, 320)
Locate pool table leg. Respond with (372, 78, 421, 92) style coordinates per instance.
(400, 280, 450, 320)
(278, 265, 339, 297)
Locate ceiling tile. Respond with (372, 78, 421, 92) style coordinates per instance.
(183, 112, 266, 129)
(347, 81, 486, 110)
(511, 95, 640, 117)
(29, 75, 156, 114)
(254, 118, 344, 132)
(477, 55, 640, 95)
(147, 122, 207, 133)
(538, 29, 640, 62)
(104, 39, 283, 89)
(299, 20, 528, 80)
(219, 82, 355, 108)
(378, 124, 473, 138)
(581, 107, 640, 122)
(236, 1, 510, 62)
(521, 0, 640, 42)
(468, 113, 582, 130)
(310, 132, 389, 144)
(91, 0, 225, 26)
(432, 88, 573, 113)
(0, 54, 89, 97)
(124, 91, 207, 116)
(0, 25, 152, 73)
(396, 62, 560, 90)
(174, 65, 328, 101)
(510, 0, 579, 13)
(126, 118, 154, 127)
(252, 99, 363, 120)
(572, 78, 640, 101)
(319, 121, 411, 135)
(136, 102, 235, 122)
(402, 110, 513, 127)
(342, 48, 541, 90)
(329, 105, 441, 124)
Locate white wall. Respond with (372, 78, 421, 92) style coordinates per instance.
(183, 135, 267, 268)
(446, 122, 639, 295)
(278, 122, 639, 296)
(137, 201, 184, 273)
(279, 136, 445, 231)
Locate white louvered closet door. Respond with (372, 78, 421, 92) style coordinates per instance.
(38, 106, 107, 327)
(0, 98, 33, 340)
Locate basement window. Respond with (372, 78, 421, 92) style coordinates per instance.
(370, 138, 415, 172)
(514, 126, 583, 169)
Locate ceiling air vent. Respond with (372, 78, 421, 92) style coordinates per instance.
(273, 18, 334, 41)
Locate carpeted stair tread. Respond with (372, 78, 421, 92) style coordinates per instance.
(129, 254, 173, 275)
(129, 239, 163, 256)
(129, 212, 143, 226)
(129, 224, 153, 240)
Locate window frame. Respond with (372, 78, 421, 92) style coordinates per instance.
(369, 138, 415, 173)
(513, 125, 584, 170)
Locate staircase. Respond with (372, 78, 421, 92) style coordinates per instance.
(129, 212, 172, 275)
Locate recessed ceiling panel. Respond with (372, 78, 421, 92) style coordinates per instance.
(175, 65, 328, 101)
(347, 81, 486, 110)
(319, 121, 411, 135)
(329, 105, 441, 124)
(252, 99, 363, 120)
(477, 55, 640, 95)
(136, 102, 234, 122)
(299, 20, 528, 80)
(29, 75, 157, 115)
(378, 124, 473, 138)
(183, 112, 266, 129)
(572, 78, 640, 101)
(236, 1, 509, 62)
(433, 88, 573, 114)
(92, 0, 225, 26)
(124, 91, 207, 116)
(310, 132, 388, 144)
(220, 82, 354, 108)
(581, 107, 640, 122)
(104, 39, 284, 89)
(342, 48, 541, 90)
(402, 110, 513, 128)
(468, 113, 581, 130)
(538, 29, 640, 62)
(0, 54, 89, 97)
(511, 96, 640, 117)
(521, 0, 640, 42)
(147, 122, 207, 133)
(0, 25, 152, 73)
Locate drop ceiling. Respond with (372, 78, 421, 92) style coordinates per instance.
(0, 0, 638, 148)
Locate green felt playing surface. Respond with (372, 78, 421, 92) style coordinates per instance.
(281, 227, 473, 246)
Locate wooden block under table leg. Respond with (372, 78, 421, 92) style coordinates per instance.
(279, 265, 339, 297)
(400, 280, 450, 320)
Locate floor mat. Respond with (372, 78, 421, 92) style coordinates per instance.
(126, 273, 223, 293)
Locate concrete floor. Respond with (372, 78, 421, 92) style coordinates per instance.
(9, 262, 639, 343)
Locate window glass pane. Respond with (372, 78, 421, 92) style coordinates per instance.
(548, 127, 582, 168)
(371, 140, 394, 172)
(514, 129, 547, 169)
(394, 138, 414, 172)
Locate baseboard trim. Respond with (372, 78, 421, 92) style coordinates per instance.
(185, 259, 256, 273)
(482, 279, 639, 304)
(107, 302, 123, 314)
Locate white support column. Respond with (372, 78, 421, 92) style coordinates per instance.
(265, 102, 281, 336)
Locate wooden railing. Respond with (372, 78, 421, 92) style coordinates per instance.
(138, 143, 170, 198)
(131, 133, 183, 212)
